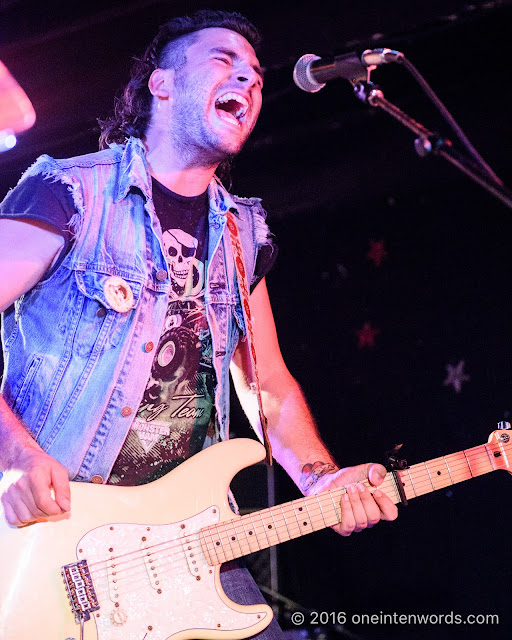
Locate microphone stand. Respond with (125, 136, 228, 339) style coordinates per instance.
(353, 81, 512, 210)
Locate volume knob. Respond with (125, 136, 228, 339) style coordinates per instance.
(111, 608, 128, 626)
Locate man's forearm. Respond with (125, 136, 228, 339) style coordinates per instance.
(0, 393, 41, 471)
(260, 375, 340, 494)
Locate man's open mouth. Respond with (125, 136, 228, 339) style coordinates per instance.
(215, 92, 249, 127)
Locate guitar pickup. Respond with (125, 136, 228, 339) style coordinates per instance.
(61, 559, 99, 623)
(141, 539, 162, 591)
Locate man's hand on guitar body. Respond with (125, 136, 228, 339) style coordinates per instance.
(0, 392, 71, 527)
(302, 462, 398, 537)
(0, 444, 71, 527)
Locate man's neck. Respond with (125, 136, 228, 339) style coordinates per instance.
(143, 133, 217, 197)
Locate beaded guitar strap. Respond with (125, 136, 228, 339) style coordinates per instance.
(226, 209, 273, 465)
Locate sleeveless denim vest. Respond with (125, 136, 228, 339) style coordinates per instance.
(0, 137, 271, 482)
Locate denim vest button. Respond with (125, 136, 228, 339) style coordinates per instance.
(96, 307, 107, 318)
(156, 269, 167, 281)
(121, 405, 133, 417)
(144, 341, 154, 353)
(91, 475, 104, 484)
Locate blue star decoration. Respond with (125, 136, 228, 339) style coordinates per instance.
(443, 359, 470, 393)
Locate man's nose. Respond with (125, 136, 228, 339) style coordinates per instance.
(234, 63, 260, 87)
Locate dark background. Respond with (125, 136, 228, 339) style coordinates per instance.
(1, 1, 512, 638)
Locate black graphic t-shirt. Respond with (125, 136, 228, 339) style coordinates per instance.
(109, 179, 215, 485)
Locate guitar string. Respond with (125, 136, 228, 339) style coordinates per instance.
(86, 495, 339, 585)
(85, 477, 466, 602)
(85, 492, 348, 592)
(79, 441, 509, 602)
(392, 442, 508, 499)
(82, 443, 495, 602)
(84, 487, 348, 576)
(86, 439, 506, 582)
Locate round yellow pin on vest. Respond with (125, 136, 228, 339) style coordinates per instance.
(103, 275, 134, 313)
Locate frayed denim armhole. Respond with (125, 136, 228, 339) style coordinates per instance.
(19, 154, 85, 239)
(252, 201, 273, 250)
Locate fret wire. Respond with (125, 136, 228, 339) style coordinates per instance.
(423, 462, 435, 491)
(483, 443, 495, 470)
(279, 504, 292, 541)
(220, 521, 235, 562)
(247, 512, 263, 552)
(328, 490, 342, 524)
(462, 450, 474, 477)
(210, 522, 229, 562)
(290, 498, 303, 533)
(405, 468, 417, 497)
(325, 491, 342, 526)
(211, 524, 229, 563)
(268, 506, 282, 543)
(206, 526, 222, 565)
(275, 502, 302, 539)
(302, 496, 314, 531)
(498, 441, 509, 470)
(466, 445, 494, 473)
(316, 490, 340, 527)
(225, 518, 245, 558)
(258, 511, 272, 548)
(442, 456, 454, 484)
(314, 494, 328, 528)
(309, 495, 326, 526)
(230, 516, 251, 556)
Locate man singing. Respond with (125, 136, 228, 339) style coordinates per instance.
(0, 10, 397, 638)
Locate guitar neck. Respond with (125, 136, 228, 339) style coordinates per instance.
(199, 434, 511, 565)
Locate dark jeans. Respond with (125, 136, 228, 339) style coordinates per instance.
(220, 561, 285, 640)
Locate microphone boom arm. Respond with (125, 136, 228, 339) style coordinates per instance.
(354, 81, 512, 210)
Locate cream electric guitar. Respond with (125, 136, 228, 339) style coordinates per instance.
(0, 432, 511, 640)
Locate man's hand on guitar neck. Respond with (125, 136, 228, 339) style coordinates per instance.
(0, 395, 71, 527)
(302, 462, 398, 537)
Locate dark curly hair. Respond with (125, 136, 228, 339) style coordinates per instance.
(98, 9, 262, 171)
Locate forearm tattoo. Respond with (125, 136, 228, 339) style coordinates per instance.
(299, 461, 338, 492)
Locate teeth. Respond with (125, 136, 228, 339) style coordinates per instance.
(215, 92, 249, 123)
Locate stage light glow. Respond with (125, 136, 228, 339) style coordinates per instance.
(0, 129, 17, 152)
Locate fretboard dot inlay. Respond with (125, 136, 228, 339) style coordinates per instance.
(303, 522, 308, 526)
(494, 452, 502, 458)
(268, 525, 272, 529)
(299, 507, 303, 511)
(215, 541, 220, 546)
(249, 531, 253, 535)
(437, 471, 441, 475)
(231, 537, 235, 541)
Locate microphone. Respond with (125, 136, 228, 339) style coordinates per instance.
(293, 48, 403, 93)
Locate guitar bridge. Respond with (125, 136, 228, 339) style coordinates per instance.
(61, 559, 100, 623)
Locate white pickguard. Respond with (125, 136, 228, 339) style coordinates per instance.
(76, 507, 268, 639)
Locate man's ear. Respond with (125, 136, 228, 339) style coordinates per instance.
(148, 68, 174, 99)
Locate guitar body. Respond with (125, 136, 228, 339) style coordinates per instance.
(0, 438, 272, 640)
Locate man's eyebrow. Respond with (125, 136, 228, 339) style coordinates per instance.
(208, 47, 264, 80)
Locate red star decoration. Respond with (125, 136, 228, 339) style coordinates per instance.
(367, 239, 388, 267)
(357, 322, 380, 348)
